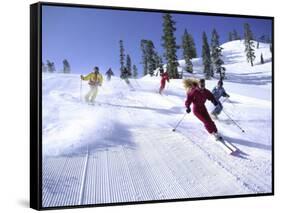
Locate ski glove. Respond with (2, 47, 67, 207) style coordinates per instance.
(212, 99, 219, 106)
(186, 107, 191, 113)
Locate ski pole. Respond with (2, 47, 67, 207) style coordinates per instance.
(221, 97, 229, 104)
(224, 96, 235, 107)
(223, 97, 241, 116)
(222, 109, 245, 133)
(172, 113, 187, 132)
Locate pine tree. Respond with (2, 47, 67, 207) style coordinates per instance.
(126, 54, 132, 76)
(232, 30, 239, 40)
(146, 40, 157, 76)
(259, 35, 266, 43)
(189, 35, 197, 58)
(46, 60, 51, 72)
(140, 40, 157, 76)
(133, 65, 138, 78)
(63, 59, 71, 73)
(245, 41, 256, 66)
(185, 59, 193, 75)
(154, 52, 163, 69)
(119, 40, 125, 78)
(260, 53, 264, 64)
(244, 23, 255, 66)
(42, 62, 47, 72)
(51, 62, 56, 72)
(202, 32, 212, 79)
(212, 29, 220, 46)
(183, 31, 197, 59)
(244, 23, 253, 41)
(211, 29, 225, 79)
(161, 13, 179, 79)
(266, 36, 271, 44)
(228, 32, 233, 41)
(257, 41, 260, 49)
(46, 60, 55, 73)
(141, 40, 149, 76)
(182, 29, 193, 73)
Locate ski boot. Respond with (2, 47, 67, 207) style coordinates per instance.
(212, 132, 223, 141)
(211, 112, 218, 120)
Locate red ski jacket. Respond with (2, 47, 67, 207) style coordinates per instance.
(185, 87, 217, 111)
(160, 72, 169, 84)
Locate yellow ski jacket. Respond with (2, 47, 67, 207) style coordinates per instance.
(82, 72, 103, 86)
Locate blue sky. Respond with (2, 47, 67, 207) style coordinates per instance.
(42, 5, 272, 76)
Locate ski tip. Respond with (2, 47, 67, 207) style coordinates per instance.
(230, 149, 246, 158)
(229, 150, 236, 155)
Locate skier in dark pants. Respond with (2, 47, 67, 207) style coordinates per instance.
(211, 80, 230, 119)
(105, 68, 114, 81)
(184, 78, 221, 140)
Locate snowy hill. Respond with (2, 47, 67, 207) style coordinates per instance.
(180, 40, 271, 83)
(42, 40, 272, 207)
(153, 40, 272, 100)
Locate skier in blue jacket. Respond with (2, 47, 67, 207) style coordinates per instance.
(211, 80, 230, 119)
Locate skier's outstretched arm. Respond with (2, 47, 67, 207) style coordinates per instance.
(185, 92, 194, 113)
(81, 73, 91, 81)
(222, 88, 230, 98)
(185, 92, 193, 108)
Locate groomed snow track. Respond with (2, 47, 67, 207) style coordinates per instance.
(42, 51, 272, 208)
(43, 128, 254, 207)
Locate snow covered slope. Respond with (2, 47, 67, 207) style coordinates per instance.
(42, 40, 272, 207)
(178, 40, 272, 99)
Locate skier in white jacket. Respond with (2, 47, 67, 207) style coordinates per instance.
(211, 80, 230, 119)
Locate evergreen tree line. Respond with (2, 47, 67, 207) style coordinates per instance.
(42, 59, 71, 73)
(119, 14, 271, 79)
(144, 13, 226, 79)
(119, 40, 138, 79)
(141, 39, 163, 76)
(202, 29, 226, 79)
(228, 29, 241, 41)
(138, 14, 197, 79)
(182, 29, 197, 75)
(244, 23, 256, 67)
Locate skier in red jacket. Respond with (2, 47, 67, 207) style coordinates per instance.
(159, 67, 169, 95)
(184, 78, 221, 139)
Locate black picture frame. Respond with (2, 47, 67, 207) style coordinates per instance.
(30, 1, 274, 210)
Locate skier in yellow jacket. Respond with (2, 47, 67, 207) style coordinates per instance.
(80, 67, 103, 104)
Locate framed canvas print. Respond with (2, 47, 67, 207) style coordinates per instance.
(30, 2, 274, 210)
